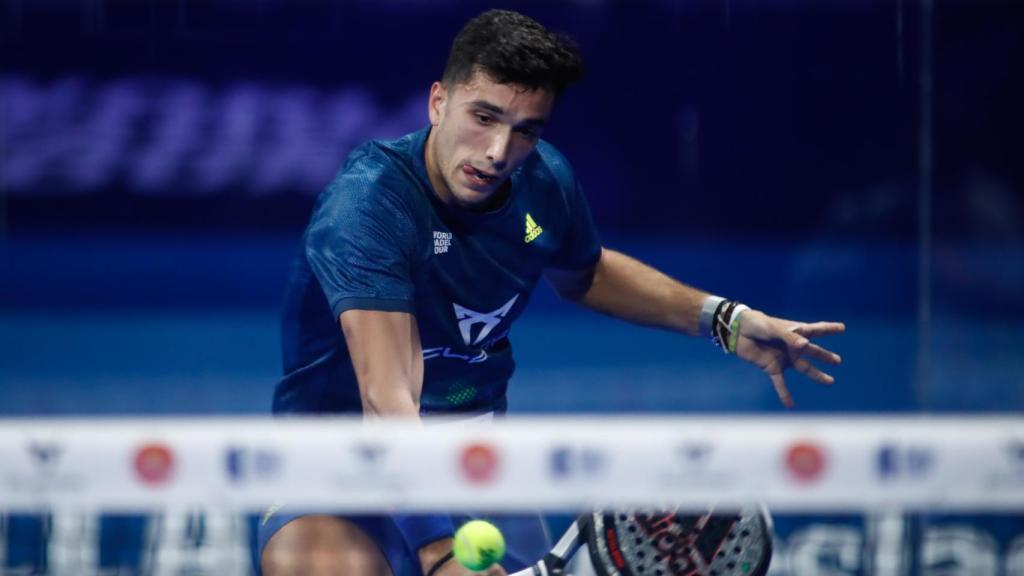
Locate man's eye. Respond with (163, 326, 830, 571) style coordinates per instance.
(516, 127, 539, 140)
(475, 114, 493, 124)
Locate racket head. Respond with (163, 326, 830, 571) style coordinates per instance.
(585, 505, 773, 576)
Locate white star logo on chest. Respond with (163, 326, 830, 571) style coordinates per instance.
(452, 294, 520, 347)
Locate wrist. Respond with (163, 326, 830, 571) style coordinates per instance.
(710, 299, 750, 354)
(419, 537, 454, 574)
(699, 295, 725, 338)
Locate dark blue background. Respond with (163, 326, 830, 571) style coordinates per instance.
(1, 1, 1023, 574)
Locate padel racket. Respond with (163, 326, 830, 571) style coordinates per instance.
(510, 505, 772, 576)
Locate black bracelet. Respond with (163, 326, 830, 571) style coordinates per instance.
(712, 299, 733, 349)
(426, 550, 455, 576)
(711, 299, 729, 346)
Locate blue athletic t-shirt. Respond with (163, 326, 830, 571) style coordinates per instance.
(274, 127, 601, 415)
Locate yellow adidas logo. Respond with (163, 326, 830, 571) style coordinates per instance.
(525, 213, 543, 243)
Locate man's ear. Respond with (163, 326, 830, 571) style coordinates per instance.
(428, 81, 446, 126)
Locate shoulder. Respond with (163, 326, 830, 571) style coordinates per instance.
(523, 139, 578, 195)
(305, 131, 430, 251)
(533, 140, 576, 178)
(331, 133, 423, 202)
(313, 132, 429, 223)
(517, 140, 585, 221)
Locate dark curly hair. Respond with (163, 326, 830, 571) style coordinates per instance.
(442, 9, 584, 97)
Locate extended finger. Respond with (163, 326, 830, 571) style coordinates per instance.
(783, 328, 811, 350)
(799, 342, 842, 365)
(792, 322, 845, 337)
(794, 358, 834, 385)
(770, 373, 795, 408)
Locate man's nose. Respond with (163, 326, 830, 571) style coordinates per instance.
(486, 129, 511, 169)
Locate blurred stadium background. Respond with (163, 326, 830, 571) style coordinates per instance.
(1, 0, 1022, 574)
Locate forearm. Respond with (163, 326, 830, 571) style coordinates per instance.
(351, 352, 423, 418)
(360, 386, 421, 418)
(579, 248, 711, 337)
(339, 309, 425, 419)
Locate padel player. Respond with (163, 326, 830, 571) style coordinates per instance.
(260, 9, 845, 576)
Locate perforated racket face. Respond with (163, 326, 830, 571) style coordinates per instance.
(586, 506, 772, 576)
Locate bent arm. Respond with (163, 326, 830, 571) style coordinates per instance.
(339, 309, 424, 418)
(548, 247, 710, 337)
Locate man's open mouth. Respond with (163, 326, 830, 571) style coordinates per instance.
(464, 165, 499, 186)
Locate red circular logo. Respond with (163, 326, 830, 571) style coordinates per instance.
(785, 441, 826, 483)
(460, 443, 499, 484)
(134, 443, 175, 486)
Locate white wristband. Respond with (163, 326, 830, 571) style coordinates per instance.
(699, 295, 725, 339)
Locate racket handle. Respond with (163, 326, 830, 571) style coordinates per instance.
(509, 516, 590, 576)
(507, 557, 568, 576)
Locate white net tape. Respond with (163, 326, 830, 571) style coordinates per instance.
(1, 416, 1021, 513)
(1, 416, 1024, 575)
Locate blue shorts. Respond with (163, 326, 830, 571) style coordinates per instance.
(257, 507, 550, 576)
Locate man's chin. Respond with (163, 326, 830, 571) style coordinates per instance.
(451, 187, 496, 210)
(452, 197, 490, 211)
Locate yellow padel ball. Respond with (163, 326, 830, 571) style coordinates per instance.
(452, 520, 506, 571)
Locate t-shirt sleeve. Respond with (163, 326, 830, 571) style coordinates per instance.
(548, 156, 602, 271)
(304, 168, 419, 320)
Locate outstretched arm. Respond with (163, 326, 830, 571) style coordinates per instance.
(338, 311, 505, 575)
(545, 248, 845, 407)
(550, 248, 709, 336)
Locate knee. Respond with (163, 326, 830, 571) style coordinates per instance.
(262, 547, 379, 576)
(261, 516, 391, 576)
(261, 546, 332, 576)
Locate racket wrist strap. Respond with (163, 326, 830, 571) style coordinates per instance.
(726, 304, 750, 353)
(712, 300, 750, 354)
(392, 514, 455, 555)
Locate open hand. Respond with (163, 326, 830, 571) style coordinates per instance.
(733, 310, 845, 407)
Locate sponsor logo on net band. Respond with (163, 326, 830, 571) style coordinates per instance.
(985, 439, 1024, 489)
(332, 442, 410, 493)
(134, 442, 176, 487)
(226, 446, 283, 484)
(658, 441, 736, 489)
(785, 441, 827, 484)
(876, 443, 935, 482)
(549, 445, 608, 483)
(4, 441, 85, 492)
(460, 442, 500, 485)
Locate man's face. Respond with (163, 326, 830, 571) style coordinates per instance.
(425, 70, 555, 210)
